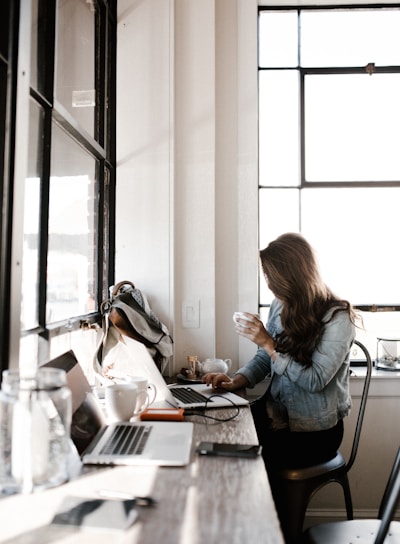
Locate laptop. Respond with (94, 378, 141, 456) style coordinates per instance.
(98, 332, 249, 410)
(43, 351, 193, 467)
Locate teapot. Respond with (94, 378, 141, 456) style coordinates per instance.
(199, 358, 232, 375)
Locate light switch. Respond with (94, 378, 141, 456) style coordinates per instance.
(182, 299, 200, 328)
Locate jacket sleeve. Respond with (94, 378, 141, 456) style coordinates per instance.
(235, 347, 272, 387)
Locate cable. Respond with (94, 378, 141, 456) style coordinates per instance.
(184, 394, 241, 422)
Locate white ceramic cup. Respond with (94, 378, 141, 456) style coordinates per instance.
(125, 376, 157, 408)
(105, 383, 149, 422)
(233, 311, 255, 324)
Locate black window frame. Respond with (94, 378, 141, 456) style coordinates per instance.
(0, 0, 21, 374)
(0, 0, 117, 374)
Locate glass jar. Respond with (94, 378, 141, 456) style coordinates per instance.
(376, 336, 400, 370)
(0, 367, 72, 494)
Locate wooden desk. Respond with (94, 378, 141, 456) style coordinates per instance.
(0, 406, 284, 544)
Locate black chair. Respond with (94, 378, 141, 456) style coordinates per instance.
(302, 444, 400, 544)
(278, 340, 373, 543)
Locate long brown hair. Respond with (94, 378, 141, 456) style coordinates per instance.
(260, 233, 357, 366)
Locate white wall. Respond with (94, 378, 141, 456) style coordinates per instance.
(116, 0, 173, 336)
(116, 0, 259, 374)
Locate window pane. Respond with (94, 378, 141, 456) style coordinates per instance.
(259, 71, 300, 186)
(301, 9, 400, 67)
(21, 100, 43, 330)
(305, 73, 400, 182)
(47, 122, 97, 323)
(55, 0, 96, 137)
(259, 188, 300, 305)
(259, 11, 298, 68)
(301, 187, 400, 306)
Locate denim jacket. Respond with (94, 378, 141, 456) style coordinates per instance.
(236, 299, 355, 432)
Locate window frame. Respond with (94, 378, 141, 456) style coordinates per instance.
(0, 0, 117, 374)
(258, 4, 400, 314)
(0, 0, 17, 375)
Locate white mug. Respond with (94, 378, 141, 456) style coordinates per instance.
(233, 311, 256, 324)
(105, 383, 149, 422)
(125, 376, 157, 408)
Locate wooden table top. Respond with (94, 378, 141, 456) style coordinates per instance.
(0, 405, 284, 544)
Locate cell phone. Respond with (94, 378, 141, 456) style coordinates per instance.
(196, 441, 262, 458)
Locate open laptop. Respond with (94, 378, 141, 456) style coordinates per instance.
(43, 351, 193, 467)
(98, 332, 249, 410)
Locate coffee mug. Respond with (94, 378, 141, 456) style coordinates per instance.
(233, 311, 255, 324)
(125, 376, 157, 408)
(105, 383, 149, 422)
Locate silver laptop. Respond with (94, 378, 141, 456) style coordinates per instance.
(43, 351, 193, 466)
(100, 334, 249, 410)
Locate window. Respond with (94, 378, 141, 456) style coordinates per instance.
(1, 0, 116, 374)
(258, 7, 400, 336)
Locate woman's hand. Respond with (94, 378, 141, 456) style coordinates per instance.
(201, 372, 249, 391)
(235, 313, 275, 354)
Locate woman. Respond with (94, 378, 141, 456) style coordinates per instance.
(202, 233, 358, 530)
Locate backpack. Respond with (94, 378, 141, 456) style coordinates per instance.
(93, 281, 173, 385)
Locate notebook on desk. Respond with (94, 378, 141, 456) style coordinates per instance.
(43, 351, 193, 467)
(100, 334, 250, 410)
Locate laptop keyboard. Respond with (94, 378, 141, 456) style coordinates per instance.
(170, 386, 212, 405)
(100, 424, 152, 455)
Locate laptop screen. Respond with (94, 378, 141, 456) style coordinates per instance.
(42, 350, 105, 454)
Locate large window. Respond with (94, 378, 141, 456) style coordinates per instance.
(1, 0, 116, 373)
(258, 7, 400, 331)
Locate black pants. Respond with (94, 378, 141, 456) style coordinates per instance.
(251, 394, 344, 542)
(251, 393, 344, 470)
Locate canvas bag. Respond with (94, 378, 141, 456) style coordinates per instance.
(93, 281, 173, 385)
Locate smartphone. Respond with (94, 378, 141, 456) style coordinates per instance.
(196, 441, 262, 458)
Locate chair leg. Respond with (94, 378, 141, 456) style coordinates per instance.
(340, 475, 354, 520)
(276, 480, 310, 544)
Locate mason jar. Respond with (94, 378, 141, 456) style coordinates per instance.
(0, 367, 72, 494)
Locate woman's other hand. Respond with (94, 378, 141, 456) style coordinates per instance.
(201, 372, 248, 391)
